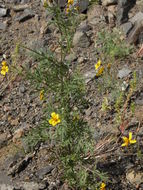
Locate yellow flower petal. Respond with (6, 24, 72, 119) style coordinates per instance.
(5, 66, 8, 72)
(122, 136, 128, 141)
(51, 112, 56, 118)
(130, 139, 136, 144)
(100, 182, 106, 190)
(1, 69, 6, 76)
(40, 90, 44, 100)
(2, 61, 7, 66)
(96, 67, 104, 76)
(121, 136, 129, 147)
(49, 119, 53, 125)
(129, 132, 132, 140)
(55, 114, 60, 120)
(95, 60, 101, 70)
(68, 0, 73, 5)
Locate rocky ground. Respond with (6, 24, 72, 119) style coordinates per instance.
(0, 0, 143, 189)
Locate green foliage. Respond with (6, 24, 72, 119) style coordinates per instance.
(23, 3, 107, 189)
(97, 30, 133, 62)
(89, 0, 100, 6)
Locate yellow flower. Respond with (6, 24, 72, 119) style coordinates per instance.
(49, 112, 61, 126)
(95, 60, 104, 77)
(100, 182, 106, 190)
(121, 132, 136, 147)
(2, 61, 7, 66)
(95, 60, 101, 70)
(96, 66, 104, 77)
(66, 6, 70, 14)
(1, 65, 9, 76)
(107, 63, 111, 70)
(40, 90, 44, 100)
(43, 0, 48, 7)
(68, 0, 74, 5)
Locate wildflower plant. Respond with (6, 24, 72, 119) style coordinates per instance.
(23, 2, 107, 189)
(97, 29, 133, 63)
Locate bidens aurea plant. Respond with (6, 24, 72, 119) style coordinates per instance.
(23, 2, 107, 190)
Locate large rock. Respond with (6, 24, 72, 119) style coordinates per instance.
(120, 22, 133, 36)
(130, 12, 143, 25)
(126, 170, 143, 186)
(87, 5, 104, 24)
(73, 31, 91, 48)
(0, 184, 14, 190)
(77, 20, 91, 32)
(116, 0, 136, 25)
(117, 67, 132, 78)
(127, 20, 143, 44)
(54, 0, 67, 7)
(36, 165, 54, 179)
(84, 69, 96, 83)
(77, 0, 89, 13)
(126, 12, 143, 44)
(15, 9, 35, 22)
(13, 4, 29, 12)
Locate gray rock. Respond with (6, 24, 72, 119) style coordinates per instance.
(138, 127, 143, 136)
(0, 8, 7, 17)
(108, 11, 115, 25)
(0, 184, 15, 190)
(19, 84, 26, 93)
(21, 182, 40, 190)
(37, 165, 54, 179)
(8, 0, 31, 3)
(0, 133, 7, 149)
(73, 31, 90, 48)
(116, 0, 136, 25)
(16, 9, 35, 22)
(84, 69, 96, 83)
(13, 4, 29, 12)
(87, 5, 104, 20)
(120, 22, 133, 36)
(55, 0, 67, 7)
(77, 20, 91, 32)
(138, 31, 143, 44)
(0, 22, 6, 30)
(127, 20, 143, 44)
(130, 12, 143, 25)
(65, 53, 77, 62)
(102, 0, 117, 6)
(42, 0, 67, 7)
(77, 0, 89, 13)
(126, 170, 143, 186)
(30, 38, 49, 51)
(137, 66, 143, 80)
(87, 5, 105, 25)
(117, 67, 132, 78)
(135, 91, 143, 105)
(8, 153, 33, 176)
